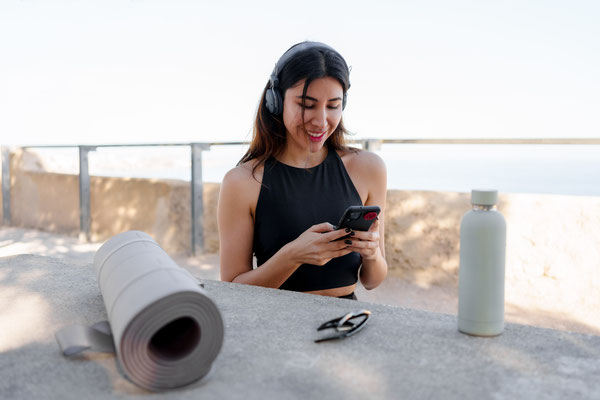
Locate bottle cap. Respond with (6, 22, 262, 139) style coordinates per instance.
(471, 189, 498, 206)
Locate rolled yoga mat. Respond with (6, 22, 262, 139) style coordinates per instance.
(55, 231, 225, 391)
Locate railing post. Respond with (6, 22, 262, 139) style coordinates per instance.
(1, 146, 11, 225)
(362, 139, 382, 151)
(78, 146, 96, 242)
(191, 143, 210, 256)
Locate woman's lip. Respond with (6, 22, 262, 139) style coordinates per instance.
(308, 132, 325, 142)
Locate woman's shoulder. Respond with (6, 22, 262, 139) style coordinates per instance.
(220, 160, 264, 212)
(223, 160, 264, 186)
(337, 147, 386, 175)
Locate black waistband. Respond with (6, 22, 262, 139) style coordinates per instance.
(338, 292, 357, 300)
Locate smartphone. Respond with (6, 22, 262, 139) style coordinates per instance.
(336, 205, 381, 232)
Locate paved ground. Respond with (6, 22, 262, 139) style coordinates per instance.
(1, 227, 598, 336)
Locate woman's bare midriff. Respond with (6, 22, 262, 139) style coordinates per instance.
(304, 283, 357, 297)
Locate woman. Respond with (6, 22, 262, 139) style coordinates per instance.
(218, 41, 387, 299)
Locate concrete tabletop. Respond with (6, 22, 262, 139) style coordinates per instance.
(1, 254, 599, 399)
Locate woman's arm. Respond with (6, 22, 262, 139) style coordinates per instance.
(218, 165, 353, 288)
(344, 151, 388, 290)
(217, 166, 259, 282)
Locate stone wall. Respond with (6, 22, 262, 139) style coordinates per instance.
(5, 149, 220, 254)
(384, 190, 600, 287)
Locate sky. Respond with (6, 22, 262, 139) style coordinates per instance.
(1, 0, 599, 146)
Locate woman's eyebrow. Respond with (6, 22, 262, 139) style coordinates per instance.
(295, 95, 342, 102)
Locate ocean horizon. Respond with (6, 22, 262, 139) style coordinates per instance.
(27, 144, 600, 197)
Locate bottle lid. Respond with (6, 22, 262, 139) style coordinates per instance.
(471, 189, 498, 205)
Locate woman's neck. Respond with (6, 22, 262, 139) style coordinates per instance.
(278, 144, 328, 168)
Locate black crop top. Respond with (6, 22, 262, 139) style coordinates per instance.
(253, 147, 363, 292)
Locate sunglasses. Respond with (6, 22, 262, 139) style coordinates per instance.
(315, 310, 371, 343)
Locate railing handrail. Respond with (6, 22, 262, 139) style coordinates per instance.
(13, 137, 600, 149)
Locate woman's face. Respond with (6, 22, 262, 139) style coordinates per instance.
(282, 76, 344, 154)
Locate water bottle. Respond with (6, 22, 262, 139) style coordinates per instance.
(458, 189, 506, 336)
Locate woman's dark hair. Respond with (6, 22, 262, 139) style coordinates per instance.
(239, 42, 353, 176)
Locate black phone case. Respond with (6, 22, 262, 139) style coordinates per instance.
(336, 206, 381, 232)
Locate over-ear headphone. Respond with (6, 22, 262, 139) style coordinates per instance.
(265, 41, 350, 116)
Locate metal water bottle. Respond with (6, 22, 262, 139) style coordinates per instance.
(458, 189, 506, 336)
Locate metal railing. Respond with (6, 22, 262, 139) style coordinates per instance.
(2, 138, 600, 254)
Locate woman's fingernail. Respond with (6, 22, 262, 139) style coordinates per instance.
(345, 228, 352, 233)
(350, 231, 356, 236)
(344, 239, 352, 245)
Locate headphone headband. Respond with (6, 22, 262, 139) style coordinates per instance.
(269, 42, 340, 88)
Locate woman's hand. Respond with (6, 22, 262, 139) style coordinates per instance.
(285, 222, 354, 266)
(343, 219, 381, 261)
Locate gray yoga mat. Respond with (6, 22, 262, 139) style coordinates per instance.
(55, 231, 224, 391)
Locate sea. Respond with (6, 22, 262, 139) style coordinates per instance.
(29, 143, 600, 197)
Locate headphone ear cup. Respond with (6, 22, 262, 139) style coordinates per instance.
(265, 88, 276, 114)
(265, 87, 283, 115)
(342, 92, 348, 110)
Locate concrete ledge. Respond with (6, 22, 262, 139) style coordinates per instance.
(1, 254, 599, 399)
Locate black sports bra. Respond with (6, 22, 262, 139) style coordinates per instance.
(253, 148, 363, 291)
